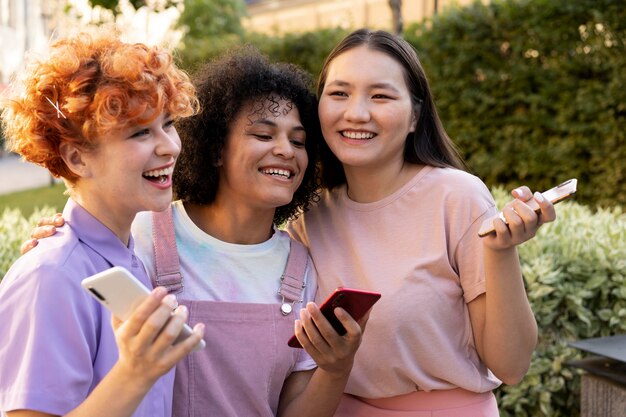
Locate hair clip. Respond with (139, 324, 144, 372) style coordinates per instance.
(45, 96, 67, 119)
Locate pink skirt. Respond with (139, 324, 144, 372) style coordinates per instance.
(334, 389, 499, 417)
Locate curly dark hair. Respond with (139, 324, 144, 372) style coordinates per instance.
(174, 46, 321, 225)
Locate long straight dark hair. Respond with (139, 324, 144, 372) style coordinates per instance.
(316, 28, 466, 189)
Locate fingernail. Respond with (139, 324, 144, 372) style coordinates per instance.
(163, 294, 178, 309)
(534, 191, 545, 202)
(152, 287, 167, 296)
(513, 188, 522, 198)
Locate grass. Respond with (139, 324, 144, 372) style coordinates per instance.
(0, 182, 67, 218)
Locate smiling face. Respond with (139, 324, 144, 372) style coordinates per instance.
(74, 111, 181, 228)
(216, 96, 308, 214)
(318, 45, 417, 173)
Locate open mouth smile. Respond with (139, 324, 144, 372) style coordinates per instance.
(341, 131, 375, 140)
(260, 168, 294, 179)
(142, 166, 174, 184)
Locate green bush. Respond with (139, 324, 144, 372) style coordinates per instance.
(245, 28, 350, 77)
(491, 187, 626, 417)
(177, 28, 348, 79)
(0, 207, 57, 278)
(406, 0, 626, 208)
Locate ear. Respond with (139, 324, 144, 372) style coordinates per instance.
(409, 108, 419, 133)
(59, 142, 92, 179)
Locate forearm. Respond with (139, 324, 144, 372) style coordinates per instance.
(279, 368, 350, 417)
(481, 246, 538, 384)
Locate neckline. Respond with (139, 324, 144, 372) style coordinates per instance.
(172, 200, 281, 253)
(341, 165, 433, 212)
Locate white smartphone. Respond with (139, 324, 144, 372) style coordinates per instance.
(81, 266, 205, 351)
(478, 178, 578, 237)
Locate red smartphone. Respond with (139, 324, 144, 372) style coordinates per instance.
(287, 287, 381, 348)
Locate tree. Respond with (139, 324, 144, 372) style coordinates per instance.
(388, 0, 403, 36)
(176, 0, 246, 39)
(174, 0, 247, 70)
(88, 0, 179, 15)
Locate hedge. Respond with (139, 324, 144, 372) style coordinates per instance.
(405, 0, 626, 208)
(491, 187, 626, 417)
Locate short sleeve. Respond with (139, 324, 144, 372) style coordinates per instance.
(452, 184, 498, 303)
(0, 261, 102, 415)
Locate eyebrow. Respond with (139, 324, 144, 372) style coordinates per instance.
(326, 80, 401, 93)
(253, 119, 306, 133)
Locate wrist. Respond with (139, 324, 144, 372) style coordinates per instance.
(318, 361, 354, 382)
(109, 361, 156, 396)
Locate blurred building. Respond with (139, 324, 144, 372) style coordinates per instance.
(0, 0, 67, 84)
(244, 0, 475, 34)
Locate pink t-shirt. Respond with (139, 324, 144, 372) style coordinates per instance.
(288, 166, 502, 398)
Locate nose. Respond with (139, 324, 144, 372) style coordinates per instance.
(273, 135, 295, 159)
(156, 127, 181, 159)
(344, 96, 371, 123)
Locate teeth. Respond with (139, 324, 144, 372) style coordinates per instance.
(261, 168, 292, 178)
(342, 131, 374, 140)
(143, 166, 174, 178)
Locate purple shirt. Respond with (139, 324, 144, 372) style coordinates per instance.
(0, 199, 174, 416)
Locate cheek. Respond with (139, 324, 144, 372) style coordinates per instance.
(297, 150, 308, 174)
(318, 100, 338, 128)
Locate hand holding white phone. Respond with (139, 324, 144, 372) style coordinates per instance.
(478, 179, 577, 237)
(81, 266, 205, 351)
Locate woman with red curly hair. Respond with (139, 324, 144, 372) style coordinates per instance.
(0, 31, 204, 417)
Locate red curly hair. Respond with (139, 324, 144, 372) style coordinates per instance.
(1, 31, 198, 182)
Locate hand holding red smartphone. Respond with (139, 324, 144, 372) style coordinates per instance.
(288, 287, 381, 348)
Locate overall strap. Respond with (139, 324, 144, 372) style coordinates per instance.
(151, 205, 183, 294)
(278, 237, 308, 315)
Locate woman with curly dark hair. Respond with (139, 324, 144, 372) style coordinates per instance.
(131, 46, 366, 417)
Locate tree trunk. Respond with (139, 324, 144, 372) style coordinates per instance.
(388, 0, 403, 36)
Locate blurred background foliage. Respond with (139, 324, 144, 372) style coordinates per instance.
(169, 0, 624, 208)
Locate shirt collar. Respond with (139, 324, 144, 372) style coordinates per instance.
(63, 198, 138, 270)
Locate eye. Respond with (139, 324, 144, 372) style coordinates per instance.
(253, 133, 272, 141)
(129, 128, 150, 139)
(372, 93, 393, 100)
(327, 90, 348, 98)
(290, 138, 306, 148)
(163, 119, 175, 129)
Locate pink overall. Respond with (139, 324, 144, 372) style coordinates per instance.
(151, 208, 309, 417)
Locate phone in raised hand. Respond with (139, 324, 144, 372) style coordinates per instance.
(478, 178, 577, 237)
(81, 266, 205, 351)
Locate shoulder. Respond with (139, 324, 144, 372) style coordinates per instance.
(426, 167, 491, 195)
(289, 187, 343, 231)
(422, 167, 495, 209)
(0, 244, 97, 320)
